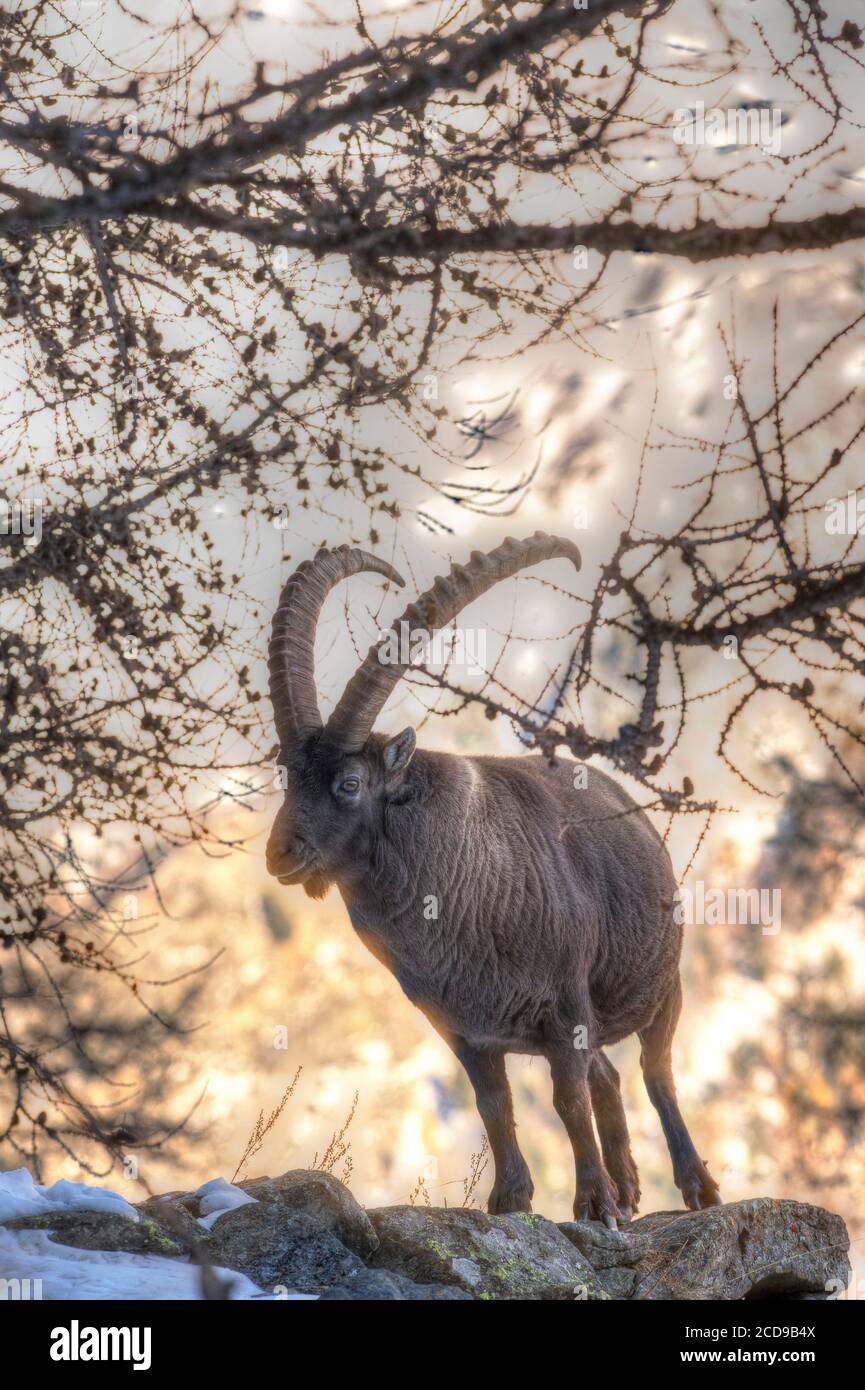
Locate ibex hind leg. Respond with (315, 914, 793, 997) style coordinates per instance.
(588, 1051, 641, 1222)
(639, 976, 721, 1211)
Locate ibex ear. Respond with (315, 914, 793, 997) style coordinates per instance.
(383, 727, 416, 780)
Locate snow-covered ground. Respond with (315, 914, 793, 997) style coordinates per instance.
(0, 1168, 141, 1225)
(0, 1170, 315, 1300)
(0, 1226, 272, 1300)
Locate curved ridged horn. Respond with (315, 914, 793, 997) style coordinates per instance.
(325, 532, 581, 752)
(269, 546, 405, 749)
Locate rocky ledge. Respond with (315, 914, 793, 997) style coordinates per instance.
(4, 1170, 852, 1301)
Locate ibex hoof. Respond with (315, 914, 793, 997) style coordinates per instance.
(680, 1160, 722, 1211)
(488, 1179, 534, 1216)
(575, 1165, 620, 1227)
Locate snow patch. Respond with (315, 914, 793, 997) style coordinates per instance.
(0, 1169, 138, 1225)
(0, 1227, 283, 1300)
(195, 1176, 258, 1230)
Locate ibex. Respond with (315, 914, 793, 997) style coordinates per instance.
(266, 534, 720, 1225)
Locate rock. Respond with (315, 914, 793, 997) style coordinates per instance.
(320, 1268, 472, 1301)
(556, 1218, 642, 1299)
(558, 1198, 851, 1300)
(239, 1170, 378, 1258)
(205, 1204, 363, 1294)
(367, 1205, 608, 1300)
(137, 1196, 208, 1253)
(6, 1169, 847, 1302)
(4, 1209, 185, 1258)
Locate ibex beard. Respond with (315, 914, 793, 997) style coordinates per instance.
(266, 534, 721, 1227)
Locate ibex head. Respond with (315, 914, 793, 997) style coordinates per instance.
(266, 534, 581, 898)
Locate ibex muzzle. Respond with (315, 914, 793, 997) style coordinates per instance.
(266, 533, 720, 1224)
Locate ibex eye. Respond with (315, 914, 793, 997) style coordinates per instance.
(340, 776, 360, 794)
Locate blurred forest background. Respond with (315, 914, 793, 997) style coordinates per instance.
(2, 0, 865, 1290)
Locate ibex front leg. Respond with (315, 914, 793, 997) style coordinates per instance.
(454, 1040, 534, 1215)
(546, 1043, 620, 1227)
